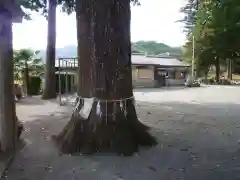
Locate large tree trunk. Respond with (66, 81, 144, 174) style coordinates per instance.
(227, 59, 232, 80)
(0, 10, 18, 152)
(204, 68, 209, 81)
(42, 0, 57, 99)
(54, 0, 157, 156)
(76, 0, 93, 97)
(23, 62, 29, 95)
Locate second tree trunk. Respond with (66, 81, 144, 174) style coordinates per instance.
(42, 0, 57, 99)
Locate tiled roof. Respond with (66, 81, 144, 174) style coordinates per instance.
(132, 55, 189, 67)
(55, 55, 190, 67)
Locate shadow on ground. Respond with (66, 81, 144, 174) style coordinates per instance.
(3, 100, 240, 180)
(16, 96, 46, 105)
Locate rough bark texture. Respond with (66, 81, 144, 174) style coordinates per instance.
(227, 59, 232, 80)
(23, 64, 29, 95)
(0, 10, 18, 152)
(54, 0, 157, 156)
(42, 0, 57, 99)
(76, 0, 93, 97)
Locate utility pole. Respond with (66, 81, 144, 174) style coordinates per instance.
(191, 0, 198, 79)
(192, 35, 195, 79)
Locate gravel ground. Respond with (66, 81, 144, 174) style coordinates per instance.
(2, 86, 240, 180)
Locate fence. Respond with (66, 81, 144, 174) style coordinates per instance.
(57, 57, 78, 106)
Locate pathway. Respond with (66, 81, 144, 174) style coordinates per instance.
(2, 86, 240, 180)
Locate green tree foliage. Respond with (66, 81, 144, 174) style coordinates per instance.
(21, 0, 76, 99)
(179, 0, 199, 34)
(20, 0, 74, 16)
(13, 49, 43, 94)
(181, 0, 240, 80)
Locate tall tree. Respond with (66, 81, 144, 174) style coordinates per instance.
(40, 0, 76, 99)
(180, 0, 199, 35)
(0, 1, 23, 152)
(76, 0, 93, 97)
(42, 0, 57, 99)
(0, 0, 72, 153)
(0, 0, 73, 153)
(182, 0, 240, 80)
(13, 49, 42, 95)
(54, 0, 157, 156)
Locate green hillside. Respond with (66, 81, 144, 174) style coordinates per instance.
(132, 41, 182, 55)
(39, 41, 183, 60)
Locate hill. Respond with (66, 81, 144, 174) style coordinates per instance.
(132, 41, 182, 55)
(39, 41, 183, 60)
(38, 45, 77, 60)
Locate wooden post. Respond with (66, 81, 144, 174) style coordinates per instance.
(192, 35, 195, 79)
(0, 5, 17, 152)
(58, 58, 62, 105)
(229, 59, 232, 80)
(65, 61, 68, 95)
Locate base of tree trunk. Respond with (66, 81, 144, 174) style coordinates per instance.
(41, 93, 57, 100)
(53, 97, 157, 156)
(0, 116, 23, 152)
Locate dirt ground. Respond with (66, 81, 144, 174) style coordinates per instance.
(2, 86, 240, 180)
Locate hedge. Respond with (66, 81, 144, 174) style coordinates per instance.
(28, 76, 41, 95)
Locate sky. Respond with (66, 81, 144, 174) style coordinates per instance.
(13, 0, 187, 50)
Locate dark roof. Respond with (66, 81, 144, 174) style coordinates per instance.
(132, 55, 189, 67)
(55, 55, 190, 68)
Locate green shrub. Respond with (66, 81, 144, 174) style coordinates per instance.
(28, 76, 41, 95)
(207, 77, 215, 84)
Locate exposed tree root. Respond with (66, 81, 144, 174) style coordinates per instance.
(17, 116, 23, 139)
(53, 98, 157, 156)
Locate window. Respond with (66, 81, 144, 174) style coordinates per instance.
(158, 71, 166, 76)
(137, 68, 153, 79)
(181, 72, 186, 79)
(167, 70, 175, 79)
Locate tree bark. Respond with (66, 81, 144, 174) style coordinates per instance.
(227, 59, 232, 80)
(0, 9, 17, 152)
(215, 58, 220, 83)
(76, 0, 93, 97)
(23, 62, 29, 95)
(204, 68, 208, 81)
(42, 0, 57, 99)
(54, 0, 157, 156)
(230, 60, 232, 80)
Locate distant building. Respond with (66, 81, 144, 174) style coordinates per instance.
(54, 54, 190, 93)
(157, 52, 171, 57)
(131, 55, 190, 88)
